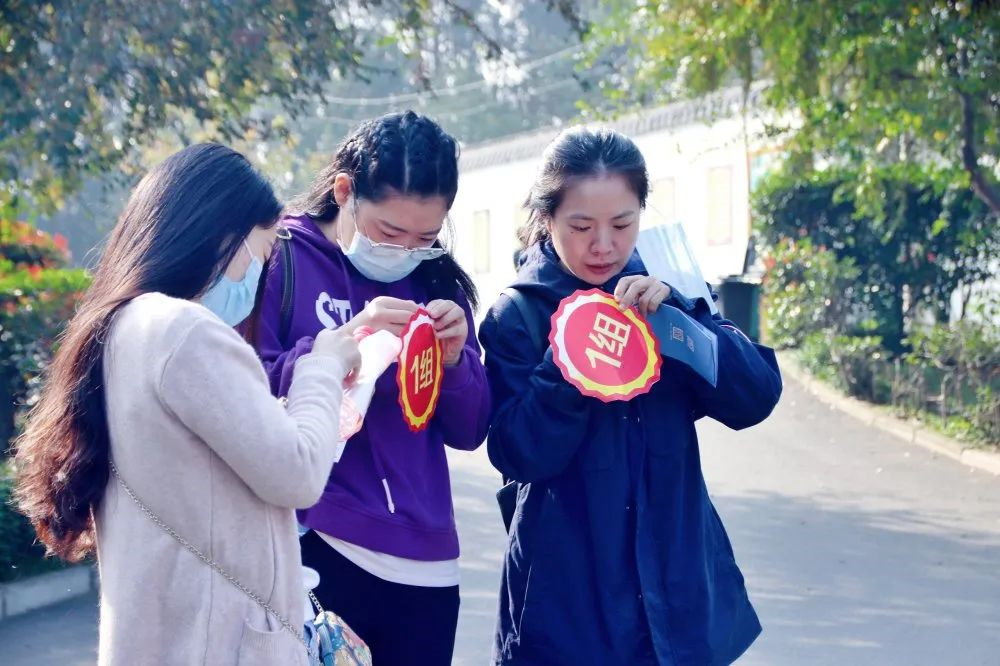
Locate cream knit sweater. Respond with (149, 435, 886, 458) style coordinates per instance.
(96, 292, 345, 665)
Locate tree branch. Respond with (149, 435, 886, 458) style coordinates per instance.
(957, 58, 1000, 215)
(939, 32, 1000, 216)
(438, 0, 504, 59)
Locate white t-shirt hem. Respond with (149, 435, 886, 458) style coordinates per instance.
(315, 530, 460, 588)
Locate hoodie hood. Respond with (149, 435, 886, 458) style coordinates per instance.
(282, 213, 343, 255)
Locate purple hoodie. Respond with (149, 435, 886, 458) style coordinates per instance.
(256, 214, 490, 561)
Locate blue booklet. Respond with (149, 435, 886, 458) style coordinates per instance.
(646, 305, 719, 387)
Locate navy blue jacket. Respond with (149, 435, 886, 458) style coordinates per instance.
(479, 242, 783, 665)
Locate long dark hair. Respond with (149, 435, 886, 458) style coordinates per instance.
(291, 110, 478, 310)
(518, 127, 649, 248)
(13, 143, 281, 562)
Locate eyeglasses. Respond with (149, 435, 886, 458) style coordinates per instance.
(360, 235, 447, 261)
(350, 196, 447, 260)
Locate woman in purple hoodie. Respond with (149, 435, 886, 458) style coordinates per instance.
(255, 111, 490, 665)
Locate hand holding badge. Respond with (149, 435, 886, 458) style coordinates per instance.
(396, 308, 444, 431)
(549, 289, 662, 402)
(337, 305, 446, 438)
(550, 284, 720, 401)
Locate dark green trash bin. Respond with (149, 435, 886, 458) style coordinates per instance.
(716, 276, 761, 342)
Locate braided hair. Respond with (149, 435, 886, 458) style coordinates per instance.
(291, 110, 477, 310)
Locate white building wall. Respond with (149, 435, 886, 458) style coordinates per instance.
(450, 108, 771, 309)
(450, 157, 537, 306)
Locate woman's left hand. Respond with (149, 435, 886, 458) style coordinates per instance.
(427, 299, 468, 367)
(614, 276, 671, 318)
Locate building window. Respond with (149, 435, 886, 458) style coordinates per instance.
(472, 209, 491, 274)
(706, 166, 733, 246)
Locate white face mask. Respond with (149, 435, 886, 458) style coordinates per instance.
(339, 197, 446, 283)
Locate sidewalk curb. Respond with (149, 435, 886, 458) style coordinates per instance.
(0, 565, 97, 622)
(778, 351, 1000, 476)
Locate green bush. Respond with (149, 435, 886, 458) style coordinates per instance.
(755, 165, 1000, 352)
(798, 331, 836, 382)
(828, 335, 891, 404)
(757, 165, 998, 447)
(798, 320, 999, 447)
(762, 238, 861, 349)
(0, 219, 90, 453)
(0, 221, 90, 581)
(0, 220, 92, 581)
(0, 464, 63, 582)
(904, 316, 1000, 444)
(0, 219, 71, 270)
(799, 331, 889, 404)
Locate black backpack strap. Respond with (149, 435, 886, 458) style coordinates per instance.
(495, 287, 547, 533)
(277, 232, 295, 346)
(501, 287, 546, 355)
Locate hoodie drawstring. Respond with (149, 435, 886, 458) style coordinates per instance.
(370, 444, 395, 514)
(381, 478, 396, 514)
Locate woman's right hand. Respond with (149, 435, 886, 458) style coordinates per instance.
(346, 297, 419, 337)
(313, 328, 362, 381)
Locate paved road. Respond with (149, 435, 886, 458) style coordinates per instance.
(2, 377, 998, 664)
(701, 380, 1000, 665)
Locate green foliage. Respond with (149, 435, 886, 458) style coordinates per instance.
(18, 2, 600, 267)
(829, 335, 892, 405)
(904, 313, 1000, 443)
(796, 318, 999, 446)
(797, 331, 838, 386)
(755, 165, 999, 351)
(0, 464, 64, 583)
(587, 0, 1000, 215)
(0, 220, 90, 452)
(798, 331, 890, 404)
(760, 171, 998, 446)
(762, 238, 862, 349)
(0, 221, 88, 580)
(906, 313, 1000, 378)
(0, 219, 71, 269)
(1, 0, 585, 214)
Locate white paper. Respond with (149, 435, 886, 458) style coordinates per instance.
(337, 329, 402, 452)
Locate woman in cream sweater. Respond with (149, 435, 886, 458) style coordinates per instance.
(13, 143, 361, 665)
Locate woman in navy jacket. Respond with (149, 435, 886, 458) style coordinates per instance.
(479, 127, 783, 665)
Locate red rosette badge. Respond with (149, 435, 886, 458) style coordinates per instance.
(396, 309, 443, 431)
(549, 289, 661, 402)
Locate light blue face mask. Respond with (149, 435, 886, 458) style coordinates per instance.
(340, 197, 446, 283)
(200, 240, 263, 326)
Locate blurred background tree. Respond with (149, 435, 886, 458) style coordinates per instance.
(585, 0, 999, 215)
(0, 0, 603, 442)
(584, 0, 999, 444)
(3, 0, 605, 263)
(0, 0, 601, 578)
